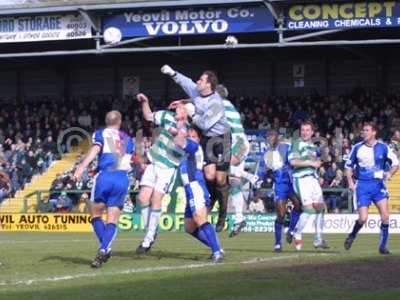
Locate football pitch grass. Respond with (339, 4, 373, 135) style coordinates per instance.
(0, 232, 399, 300)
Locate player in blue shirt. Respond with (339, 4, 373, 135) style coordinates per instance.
(344, 122, 399, 254)
(74, 110, 134, 268)
(257, 130, 301, 252)
(175, 126, 224, 263)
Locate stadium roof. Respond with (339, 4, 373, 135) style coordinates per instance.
(0, 0, 265, 16)
(0, 0, 369, 16)
(0, 0, 400, 59)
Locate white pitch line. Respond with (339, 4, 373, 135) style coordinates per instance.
(0, 254, 313, 287)
(0, 238, 278, 246)
(0, 238, 140, 245)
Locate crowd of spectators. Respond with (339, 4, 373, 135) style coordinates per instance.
(0, 100, 66, 202)
(1, 90, 399, 213)
(234, 91, 400, 213)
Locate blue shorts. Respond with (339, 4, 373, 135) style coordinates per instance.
(274, 182, 294, 202)
(184, 181, 210, 219)
(91, 170, 129, 209)
(355, 180, 388, 208)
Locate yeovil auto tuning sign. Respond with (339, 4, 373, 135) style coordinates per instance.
(286, 1, 400, 30)
(102, 6, 274, 37)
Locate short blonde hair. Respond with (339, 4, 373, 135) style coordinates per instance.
(105, 110, 122, 127)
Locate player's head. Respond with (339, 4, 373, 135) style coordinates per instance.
(175, 103, 187, 121)
(362, 122, 377, 143)
(267, 129, 279, 146)
(197, 70, 219, 95)
(216, 84, 229, 99)
(175, 103, 194, 121)
(188, 126, 201, 143)
(300, 120, 314, 141)
(392, 129, 400, 141)
(105, 110, 122, 129)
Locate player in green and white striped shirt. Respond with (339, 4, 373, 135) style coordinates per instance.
(217, 85, 257, 237)
(135, 93, 192, 254)
(288, 120, 329, 250)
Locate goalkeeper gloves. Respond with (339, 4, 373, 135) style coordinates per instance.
(161, 65, 176, 77)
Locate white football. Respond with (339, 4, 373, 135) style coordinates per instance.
(103, 27, 122, 44)
(225, 35, 238, 46)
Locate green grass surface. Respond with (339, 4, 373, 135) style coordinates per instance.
(0, 232, 399, 300)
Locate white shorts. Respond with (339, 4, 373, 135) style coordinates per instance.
(140, 163, 177, 194)
(292, 175, 323, 206)
(230, 161, 245, 178)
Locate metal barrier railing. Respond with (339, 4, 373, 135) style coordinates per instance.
(19, 187, 353, 214)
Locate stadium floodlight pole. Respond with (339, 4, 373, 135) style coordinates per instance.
(283, 29, 345, 42)
(101, 37, 155, 49)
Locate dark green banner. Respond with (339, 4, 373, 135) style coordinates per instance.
(117, 213, 276, 233)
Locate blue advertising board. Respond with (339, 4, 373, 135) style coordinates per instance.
(103, 6, 274, 37)
(245, 129, 268, 164)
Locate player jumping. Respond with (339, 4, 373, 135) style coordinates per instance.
(74, 111, 134, 268)
(344, 122, 399, 254)
(162, 65, 231, 233)
(289, 120, 329, 250)
(215, 84, 255, 237)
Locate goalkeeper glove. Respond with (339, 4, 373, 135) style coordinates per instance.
(161, 65, 176, 77)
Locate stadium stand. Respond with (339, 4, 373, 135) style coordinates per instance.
(1, 88, 399, 214)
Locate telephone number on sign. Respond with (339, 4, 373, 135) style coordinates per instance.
(66, 23, 88, 29)
(66, 31, 88, 38)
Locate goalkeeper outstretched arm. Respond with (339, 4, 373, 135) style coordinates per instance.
(161, 65, 199, 99)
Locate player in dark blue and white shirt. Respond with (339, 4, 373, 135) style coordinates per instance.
(74, 110, 134, 268)
(175, 126, 223, 263)
(257, 130, 301, 252)
(344, 122, 399, 254)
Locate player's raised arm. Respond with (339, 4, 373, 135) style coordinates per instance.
(161, 65, 199, 99)
(137, 93, 154, 122)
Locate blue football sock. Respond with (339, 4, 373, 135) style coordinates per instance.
(100, 223, 117, 252)
(349, 220, 363, 239)
(288, 210, 301, 233)
(91, 217, 105, 245)
(200, 222, 221, 254)
(274, 220, 282, 246)
(190, 228, 211, 248)
(379, 223, 389, 250)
